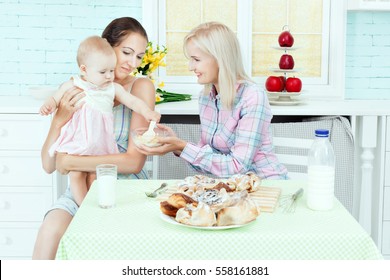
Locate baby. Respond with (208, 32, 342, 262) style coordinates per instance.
(40, 35, 160, 206)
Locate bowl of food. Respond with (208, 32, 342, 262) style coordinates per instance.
(131, 127, 171, 148)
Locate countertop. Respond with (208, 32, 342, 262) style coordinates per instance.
(156, 97, 390, 116)
(1, 95, 390, 116)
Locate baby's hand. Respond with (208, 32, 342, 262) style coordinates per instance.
(39, 97, 57, 116)
(145, 110, 161, 122)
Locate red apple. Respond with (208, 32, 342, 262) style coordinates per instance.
(279, 76, 286, 89)
(265, 76, 285, 92)
(278, 30, 294, 47)
(279, 54, 294, 70)
(286, 77, 302, 92)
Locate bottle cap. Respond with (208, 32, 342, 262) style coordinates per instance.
(315, 129, 329, 137)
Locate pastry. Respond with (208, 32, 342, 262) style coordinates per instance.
(160, 173, 262, 227)
(226, 172, 261, 192)
(216, 196, 259, 226)
(175, 202, 217, 227)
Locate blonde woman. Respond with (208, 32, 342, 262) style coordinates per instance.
(138, 22, 288, 179)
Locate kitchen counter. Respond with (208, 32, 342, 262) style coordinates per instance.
(0, 96, 44, 114)
(156, 97, 390, 116)
(1, 95, 390, 116)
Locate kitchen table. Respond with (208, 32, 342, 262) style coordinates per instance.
(55, 179, 382, 260)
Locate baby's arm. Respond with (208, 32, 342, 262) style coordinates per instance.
(114, 83, 161, 122)
(39, 80, 74, 115)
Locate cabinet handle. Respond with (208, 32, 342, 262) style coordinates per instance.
(0, 128, 6, 136)
(0, 200, 8, 209)
(0, 235, 10, 245)
(0, 165, 6, 173)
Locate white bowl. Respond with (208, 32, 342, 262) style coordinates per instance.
(29, 86, 57, 100)
(131, 127, 172, 148)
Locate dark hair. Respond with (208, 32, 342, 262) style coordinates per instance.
(102, 17, 148, 47)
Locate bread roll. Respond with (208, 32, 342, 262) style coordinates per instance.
(167, 193, 198, 209)
(160, 201, 178, 217)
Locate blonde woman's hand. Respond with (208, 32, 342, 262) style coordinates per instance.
(135, 124, 186, 156)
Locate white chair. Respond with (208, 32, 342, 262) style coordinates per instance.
(272, 136, 313, 180)
(148, 116, 354, 214)
(271, 116, 354, 214)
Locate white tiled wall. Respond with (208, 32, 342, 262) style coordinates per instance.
(0, 0, 142, 96)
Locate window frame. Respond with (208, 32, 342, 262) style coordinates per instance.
(142, 0, 347, 99)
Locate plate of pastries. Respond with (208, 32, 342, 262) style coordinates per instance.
(159, 172, 280, 229)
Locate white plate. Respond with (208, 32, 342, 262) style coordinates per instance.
(271, 46, 301, 51)
(269, 68, 302, 73)
(160, 213, 256, 230)
(266, 91, 302, 97)
(269, 98, 305, 106)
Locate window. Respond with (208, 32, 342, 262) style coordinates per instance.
(142, 0, 347, 98)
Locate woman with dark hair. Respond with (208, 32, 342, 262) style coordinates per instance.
(32, 17, 155, 259)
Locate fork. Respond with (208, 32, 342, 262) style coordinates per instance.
(145, 182, 168, 198)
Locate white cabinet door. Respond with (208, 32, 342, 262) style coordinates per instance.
(0, 223, 40, 258)
(0, 187, 52, 222)
(0, 114, 50, 150)
(0, 151, 52, 187)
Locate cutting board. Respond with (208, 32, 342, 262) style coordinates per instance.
(248, 186, 281, 213)
(157, 185, 281, 213)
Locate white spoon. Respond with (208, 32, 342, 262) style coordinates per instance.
(143, 121, 156, 138)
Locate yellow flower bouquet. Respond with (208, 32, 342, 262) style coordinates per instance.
(135, 42, 191, 104)
(136, 42, 167, 82)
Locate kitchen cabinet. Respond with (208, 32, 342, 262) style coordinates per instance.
(0, 97, 64, 259)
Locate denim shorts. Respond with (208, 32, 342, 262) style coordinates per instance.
(45, 186, 79, 217)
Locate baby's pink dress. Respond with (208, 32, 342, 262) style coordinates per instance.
(49, 76, 119, 157)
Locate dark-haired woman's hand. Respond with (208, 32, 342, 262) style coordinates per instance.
(52, 86, 85, 128)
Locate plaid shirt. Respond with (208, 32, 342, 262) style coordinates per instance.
(180, 82, 288, 179)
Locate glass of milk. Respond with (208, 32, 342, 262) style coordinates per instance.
(96, 164, 117, 208)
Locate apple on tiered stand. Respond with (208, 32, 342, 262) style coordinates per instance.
(265, 26, 304, 105)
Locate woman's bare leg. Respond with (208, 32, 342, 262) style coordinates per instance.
(69, 171, 88, 206)
(32, 209, 72, 260)
(86, 172, 97, 191)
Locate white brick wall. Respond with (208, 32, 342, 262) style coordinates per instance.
(1, 3, 389, 100)
(345, 11, 390, 99)
(0, 0, 142, 96)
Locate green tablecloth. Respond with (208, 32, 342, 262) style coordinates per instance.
(56, 179, 382, 260)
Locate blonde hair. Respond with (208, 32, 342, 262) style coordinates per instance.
(76, 35, 115, 66)
(183, 22, 252, 109)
